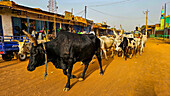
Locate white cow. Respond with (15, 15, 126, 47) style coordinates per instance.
(99, 36, 115, 60)
(139, 35, 147, 55)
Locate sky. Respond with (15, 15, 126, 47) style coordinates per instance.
(12, 0, 170, 31)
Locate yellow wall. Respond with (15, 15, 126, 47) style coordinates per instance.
(160, 19, 164, 30)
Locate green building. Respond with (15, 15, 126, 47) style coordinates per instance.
(156, 7, 170, 31)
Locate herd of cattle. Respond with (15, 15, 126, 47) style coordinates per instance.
(99, 30, 147, 61)
(16, 27, 147, 92)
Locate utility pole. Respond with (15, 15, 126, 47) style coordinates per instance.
(144, 10, 149, 36)
(85, 6, 87, 19)
(47, 0, 58, 37)
(71, 8, 73, 14)
(54, 14, 56, 37)
(163, 3, 166, 40)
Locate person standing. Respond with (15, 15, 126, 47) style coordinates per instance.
(78, 30, 82, 34)
(72, 28, 76, 33)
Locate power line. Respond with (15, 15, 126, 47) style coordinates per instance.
(89, 7, 117, 17)
(81, 12, 85, 17)
(148, 19, 155, 23)
(89, 0, 132, 7)
(88, 7, 144, 19)
(148, 19, 158, 24)
(75, 10, 84, 15)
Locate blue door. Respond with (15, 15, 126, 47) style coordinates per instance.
(74, 25, 78, 33)
(12, 17, 21, 36)
(35, 20, 41, 32)
(0, 15, 3, 36)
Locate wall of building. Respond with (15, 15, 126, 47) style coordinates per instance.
(165, 16, 170, 28)
(1, 10, 13, 36)
(155, 29, 170, 37)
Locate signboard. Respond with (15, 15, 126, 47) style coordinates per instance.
(64, 11, 73, 20)
(74, 16, 87, 24)
(96, 23, 101, 26)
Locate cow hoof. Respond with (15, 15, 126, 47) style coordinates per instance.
(100, 73, 104, 76)
(71, 75, 76, 79)
(129, 55, 132, 59)
(105, 58, 108, 61)
(63, 87, 70, 92)
(78, 78, 84, 81)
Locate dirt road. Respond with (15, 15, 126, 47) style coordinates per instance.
(0, 38, 170, 96)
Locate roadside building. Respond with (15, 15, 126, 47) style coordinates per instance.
(0, 1, 94, 38)
(155, 7, 170, 36)
(147, 25, 155, 36)
(92, 22, 112, 36)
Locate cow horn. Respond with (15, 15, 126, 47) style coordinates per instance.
(22, 30, 37, 46)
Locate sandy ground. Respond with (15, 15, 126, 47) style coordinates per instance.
(0, 38, 170, 96)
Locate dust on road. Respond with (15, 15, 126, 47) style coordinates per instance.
(0, 38, 170, 96)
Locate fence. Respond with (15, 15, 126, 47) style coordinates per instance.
(149, 34, 170, 40)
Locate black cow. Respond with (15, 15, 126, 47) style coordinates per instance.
(118, 37, 129, 61)
(23, 30, 103, 92)
(119, 37, 137, 60)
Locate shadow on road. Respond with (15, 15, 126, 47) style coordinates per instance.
(70, 55, 115, 88)
(0, 62, 21, 69)
(0, 56, 29, 69)
(164, 42, 170, 44)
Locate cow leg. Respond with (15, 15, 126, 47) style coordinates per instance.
(129, 48, 133, 59)
(63, 69, 76, 79)
(103, 49, 108, 60)
(110, 47, 114, 58)
(142, 45, 144, 52)
(139, 47, 142, 56)
(78, 59, 91, 81)
(63, 65, 73, 92)
(137, 47, 140, 55)
(140, 44, 144, 55)
(124, 48, 128, 61)
(90, 55, 95, 64)
(101, 49, 103, 59)
(134, 47, 137, 57)
(122, 51, 124, 58)
(96, 50, 104, 75)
